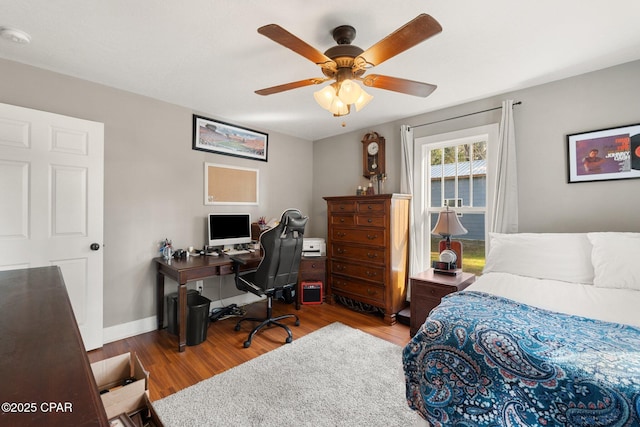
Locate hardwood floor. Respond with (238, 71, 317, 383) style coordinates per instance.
(87, 300, 412, 401)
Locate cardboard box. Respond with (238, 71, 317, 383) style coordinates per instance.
(91, 352, 149, 420)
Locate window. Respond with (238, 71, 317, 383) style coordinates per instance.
(414, 124, 499, 276)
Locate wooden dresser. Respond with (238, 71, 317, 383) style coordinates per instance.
(324, 194, 411, 324)
(0, 267, 109, 426)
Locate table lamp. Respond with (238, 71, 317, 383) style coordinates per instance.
(431, 207, 468, 270)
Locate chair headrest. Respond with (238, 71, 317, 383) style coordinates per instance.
(281, 209, 307, 237)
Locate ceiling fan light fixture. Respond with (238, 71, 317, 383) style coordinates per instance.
(337, 79, 362, 105)
(313, 85, 336, 110)
(328, 96, 349, 116)
(354, 90, 373, 112)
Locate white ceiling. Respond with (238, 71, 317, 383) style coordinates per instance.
(2, 1, 640, 141)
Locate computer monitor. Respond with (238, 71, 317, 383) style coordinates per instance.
(207, 213, 252, 248)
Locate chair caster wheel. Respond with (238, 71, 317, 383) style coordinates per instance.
(294, 320, 300, 326)
(243, 341, 251, 348)
(234, 324, 241, 331)
(285, 337, 292, 344)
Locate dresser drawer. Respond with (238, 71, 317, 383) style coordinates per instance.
(331, 214, 355, 226)
(330, 227, 386, 247)
(330, 259, 385, 284)
(355, 214, 386, 227)
(329, 201, 356, 213)
(330, 243, 385, 264)
(331, 276, 385, 304)
(356, 200, 386, 213)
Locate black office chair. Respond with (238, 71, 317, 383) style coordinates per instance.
(230, 209, 308, 348)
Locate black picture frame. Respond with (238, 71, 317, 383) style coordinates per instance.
(192, 114, 268, 162)
(567, 123, 640, 183)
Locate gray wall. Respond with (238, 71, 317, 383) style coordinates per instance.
(0, 58, 314, 329)
(311, 59, 640, 237)
(2, 56, 639, 333)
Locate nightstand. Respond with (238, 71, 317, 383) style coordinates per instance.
(410, 269, 476, 336)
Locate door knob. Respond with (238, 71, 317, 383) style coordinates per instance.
(90, 243, 100, 251)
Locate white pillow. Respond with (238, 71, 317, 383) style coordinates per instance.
(588, 232, 640, 290)
(483, 232, 594, 284)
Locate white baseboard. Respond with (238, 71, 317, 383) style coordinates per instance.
(101, 293, 264, 344)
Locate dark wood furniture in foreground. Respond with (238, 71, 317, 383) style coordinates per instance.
(410, 268, 476, 336)
(0, 267, 109, 426)
(324, 194, 411, 325)
(154, 252, 261, 352)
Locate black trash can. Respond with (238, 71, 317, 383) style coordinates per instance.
(167, 290, 211, 346)
(167, 289, 199, 335)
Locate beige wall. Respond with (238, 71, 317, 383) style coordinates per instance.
(0, 58, 314, 329)
(311, 59, 640, 238)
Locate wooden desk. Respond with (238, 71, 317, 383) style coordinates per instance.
(0, 267, 109, 426)
(154, 253, 261, 352)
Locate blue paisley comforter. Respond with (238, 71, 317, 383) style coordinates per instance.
(403, 291, 640, 427)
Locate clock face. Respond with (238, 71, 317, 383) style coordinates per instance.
(367, 142, 379, 155)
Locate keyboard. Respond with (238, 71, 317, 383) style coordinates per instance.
(225, 249, 250, 255)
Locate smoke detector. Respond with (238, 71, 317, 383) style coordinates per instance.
(0, 27, 31, 44)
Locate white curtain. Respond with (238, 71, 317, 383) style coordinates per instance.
(400, 125, 419, 301)
(491, 99, 519, 233)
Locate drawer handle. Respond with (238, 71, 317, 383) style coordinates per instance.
(337, 248, 346, 254)
(367, 288, 376, 295)
(336, 265, 346, 271)
(366, 271, 377, 277)
(367, 218, 373, 223)
(340, 218, 345, 222)
(337, 232, 347, 237)
(366, 253, 377, 259)
(311, 263, 316, 268)
(339, 206, 345, 210)
(367, 205, 373, 210)
(366, 234, 378, 240)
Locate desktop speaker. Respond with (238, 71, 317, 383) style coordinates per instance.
(301, 281, 323, 305)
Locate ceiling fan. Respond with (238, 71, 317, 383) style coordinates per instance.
(255, 14, 442, 116)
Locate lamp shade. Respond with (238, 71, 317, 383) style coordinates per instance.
(431, 208, 468, 237)
(313, 85, 336, 111)
(354, 90, 373, 112)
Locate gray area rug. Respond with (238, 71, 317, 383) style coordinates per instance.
(152, 322, 417, 426)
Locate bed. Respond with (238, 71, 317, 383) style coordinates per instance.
(403, 232, 640, 427)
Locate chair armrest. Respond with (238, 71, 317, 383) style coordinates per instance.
(229, 255, 248, 266)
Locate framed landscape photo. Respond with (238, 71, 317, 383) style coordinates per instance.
(567, 123, 640, 183)
(193, 115, 268, 162)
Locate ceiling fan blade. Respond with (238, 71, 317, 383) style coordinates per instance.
(360, 74, 437, 97)
(354, 14, 442, 70)
(258, 24, 336, 68)
(255, 78, 328, 96)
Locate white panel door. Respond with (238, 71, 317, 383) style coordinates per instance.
(0, 102, 104, 350)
